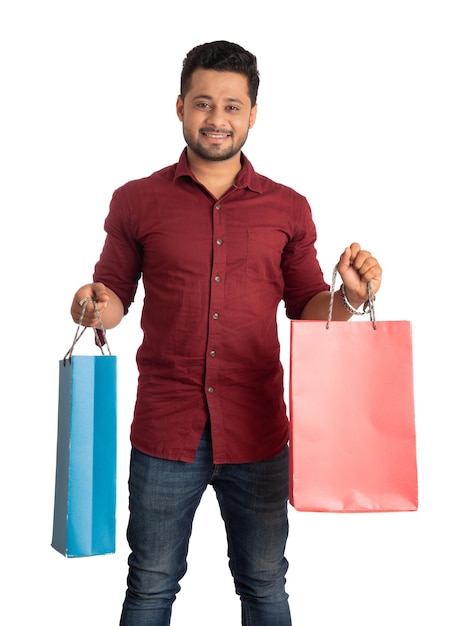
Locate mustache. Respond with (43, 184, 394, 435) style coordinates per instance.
(200, 127, 232, 135)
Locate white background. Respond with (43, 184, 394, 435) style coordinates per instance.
(1, 1, 454, 624)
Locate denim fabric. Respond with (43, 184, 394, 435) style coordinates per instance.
(119, 425, 292, 625)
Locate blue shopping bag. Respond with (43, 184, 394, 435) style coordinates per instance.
(52, 300, 117, 557)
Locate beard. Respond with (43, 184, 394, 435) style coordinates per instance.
(182, 126, 250, 162)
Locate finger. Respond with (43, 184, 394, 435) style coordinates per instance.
(92, 282, 109, 303)
(349, 242, 361, 258)
(70, 295, 99, 326)
(338, 246, 353, 272)
(79, 298, 108, 321)
(339, 242, 365, 270)
(75, 284, 109, 312)
(360, 259, 382, 286)
(351, 250, 371, 272)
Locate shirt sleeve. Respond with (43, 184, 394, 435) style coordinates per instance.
(281, 195, 330, 319)
(93, 186, 143, 315)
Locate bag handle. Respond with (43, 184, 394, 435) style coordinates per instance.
(327, 265, 376, 330)
(63, 298, 112, 364)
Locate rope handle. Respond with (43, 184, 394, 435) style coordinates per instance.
(327, 264, 376, 330)
(63, 298, 112, 364)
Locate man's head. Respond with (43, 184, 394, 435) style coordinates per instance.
(180, 41, 260, 107)
(177, 41, 259, 164)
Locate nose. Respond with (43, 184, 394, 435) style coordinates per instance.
(205, 106, 226, 128)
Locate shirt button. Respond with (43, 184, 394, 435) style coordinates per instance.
(214, 275, 221, 283)
(216, 238, 223, 245)
(215, 203, 221, 210)
(209, 350, 216, 357)
(212, 313, 219, 319)
(208, 386, 214, 393)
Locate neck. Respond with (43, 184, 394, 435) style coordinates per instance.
(186, 149, 242, 198)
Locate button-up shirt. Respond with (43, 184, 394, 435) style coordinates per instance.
(93, 150, 329, 463)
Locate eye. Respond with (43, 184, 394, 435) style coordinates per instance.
(196, 102, 211, 109)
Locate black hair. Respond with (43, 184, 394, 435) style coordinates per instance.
(180, 40, 260, 106)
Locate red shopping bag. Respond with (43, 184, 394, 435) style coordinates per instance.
(289, 281, 418, 512)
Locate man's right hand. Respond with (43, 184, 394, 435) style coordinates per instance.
(70, 283, 124, 329)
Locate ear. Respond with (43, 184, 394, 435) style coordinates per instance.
(249, 103, 258, 129)
(176, 95, 184, 122)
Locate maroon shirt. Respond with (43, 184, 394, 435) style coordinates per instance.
(94, 150, 329, 463)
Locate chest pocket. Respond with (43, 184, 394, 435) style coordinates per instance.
(246, 228, 287, 282)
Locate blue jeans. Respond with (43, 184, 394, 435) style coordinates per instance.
(119, 424, 292, 625)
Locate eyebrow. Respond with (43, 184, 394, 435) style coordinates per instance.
(192, 94, 245, 105)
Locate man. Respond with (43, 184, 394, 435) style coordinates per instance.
(71, 41, 382, 626)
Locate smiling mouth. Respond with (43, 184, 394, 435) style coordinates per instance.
(201, 130, 232, 139)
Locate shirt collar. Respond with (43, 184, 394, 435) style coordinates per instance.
(174, 148, 263, 194)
